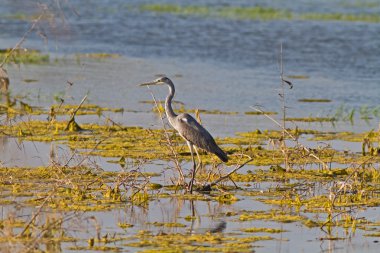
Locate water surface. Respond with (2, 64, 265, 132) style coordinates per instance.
(1, 1, 380, 252)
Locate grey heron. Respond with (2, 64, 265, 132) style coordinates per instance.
(139, 76, 228, 193)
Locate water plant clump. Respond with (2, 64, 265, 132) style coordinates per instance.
(1, 94, 380, 251)
(1, 113, 379, 167)
(0, 48, 49, 65)
(298, 98, 331, 103)
(1, 128, 380, 252)
(285, 117, 336, 122)
(138, 4, 380, 23)
(244, 111, 278, 115)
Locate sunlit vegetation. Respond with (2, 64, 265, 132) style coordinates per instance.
(298, 98, 331, 103)
(285, 117, 336, 122)
(75, 53, 121, 59)
(139, 4, 380, 23)
(245, 111, 278, 115)
(1, 96, 380, 251)
(0, 48, 49, 64)
(2, 1, 380, 252)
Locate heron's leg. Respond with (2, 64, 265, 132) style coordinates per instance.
(186, 141, 196, 166)
(193, 146, 202, 173)
(186, 141, 197, 194)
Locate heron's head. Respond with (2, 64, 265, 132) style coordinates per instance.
(139, 76, 172, 87)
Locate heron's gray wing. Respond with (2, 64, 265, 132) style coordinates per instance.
(176, 113, 228, 162)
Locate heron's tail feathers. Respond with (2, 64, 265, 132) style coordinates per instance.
(214, 146, 228, 162)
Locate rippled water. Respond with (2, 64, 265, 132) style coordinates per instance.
(1, 1, 380, 252)
(1, 0, 380, 120)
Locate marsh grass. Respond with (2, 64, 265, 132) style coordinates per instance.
(1, 98, 380, 251)
(298, 98, 331, 103)
(0, 49, 49, 65)
(139, 4, 380, 23)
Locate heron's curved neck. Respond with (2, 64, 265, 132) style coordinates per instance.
(165, 82, 177, 123)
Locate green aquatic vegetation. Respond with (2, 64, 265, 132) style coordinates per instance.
(0, 48, 49, 64)
(1, 100, 123, 118)
(218, 6, 292, 20)
(298, 98, 331, 103)
(3, 116, 378, 168)
(76, 53, 121, 59)
(3, 95, 380, 252)
(299, 12, 380, 23)
(51, 103, 124, 115)
(234, 165, 380, 232)
(0, 165, 154, 215)
(0, 118, 360, 166)
(221, 129, 288, 146)
(332, 105, 380, 123)
(69, 246, 123, 252)
(285, 117, 336, 122)
(0, 146, 379, 251)
(128, 231, 273, 252)
(239, 209, 312, 224)
(2, 13, 30, 20)
(215, 193, 239, 204)
(139, 4, 380, 23)
(244, 111, 278, 115)
(139, 4, 292, 20)
(242, 227, 286, 233)
(1, 12, 55, 21)
(235, 128, 323, 141)
(22, 79, 39, 83)
(147, 222, 187, 228)
(233, 167, 366, 184)
(332, 104, 380, 122)
(0, 99, 46, 116)
(364, 232, 380, 237)
(148, 183, 163, 190)
(287, 75, 309, 79)
(312, 130, 380, 142)
(0, 118, 232, 164)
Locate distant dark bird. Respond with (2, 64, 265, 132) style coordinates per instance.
(140, 76, 228, 193)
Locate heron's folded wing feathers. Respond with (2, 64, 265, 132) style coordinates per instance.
(177, 114, 228, 162)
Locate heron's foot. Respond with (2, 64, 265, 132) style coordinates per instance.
(187, 181, 193, 194)
(187, 179, 198, 194)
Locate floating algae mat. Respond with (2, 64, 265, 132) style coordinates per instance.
(1, 102, 380, 252)
(3, 117, 377, 166)
(1, 161, 380, 251)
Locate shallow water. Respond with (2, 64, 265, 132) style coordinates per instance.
(1, 1, 380, 252)
(1, 0, 380, 121)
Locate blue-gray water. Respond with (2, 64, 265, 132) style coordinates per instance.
(1, 0, 379, 120)
(1, 1, 380, 253)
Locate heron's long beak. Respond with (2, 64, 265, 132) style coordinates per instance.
(139, 80, 161, 86)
